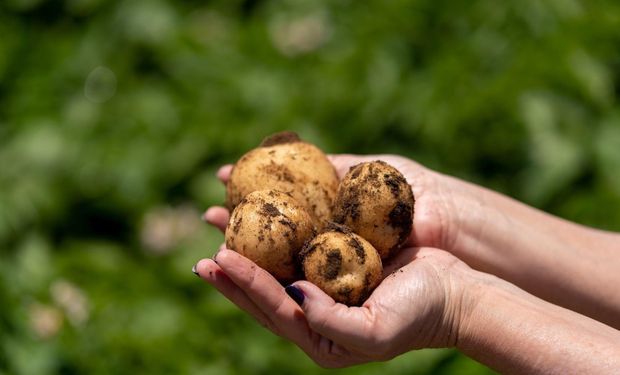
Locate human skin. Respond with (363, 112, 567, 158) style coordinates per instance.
(205, 154, 620, 329)
(194, 247, 620, 372)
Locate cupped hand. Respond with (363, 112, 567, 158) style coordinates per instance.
(195, 245, 475, 368)
(196, 154, 479, 367)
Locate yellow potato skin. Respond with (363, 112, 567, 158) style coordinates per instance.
(225, 190, 315, 282)
(333, 161, 414, 260)
(300, 224, 382, 306)
(226, 137, 338, 229)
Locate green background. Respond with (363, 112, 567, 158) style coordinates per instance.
(1, 0, 620, 374)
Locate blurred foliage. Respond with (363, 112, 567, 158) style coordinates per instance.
(1, 0, 619, 373)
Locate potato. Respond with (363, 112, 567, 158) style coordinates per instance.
(332, 161, 414, 259)
(299, 223, 382, 306)
(226, 131, 338, 228)
(225, 189, 315, 282)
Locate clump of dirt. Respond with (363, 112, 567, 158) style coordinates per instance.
(261, 203, 281, 217)
(261, 162, 296, 184)
(383, 172, 406, 198)
(323, 249, 342, 280)
(388, 201, 413, 245)
(260, 131, 301, 147)
(347, 236, 366, 264)
(232, 216, 243, 234)
(333, 197, 360, 222)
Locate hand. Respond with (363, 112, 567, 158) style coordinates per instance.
(194, 245, 475, 368)
(197, 154, 479, 367)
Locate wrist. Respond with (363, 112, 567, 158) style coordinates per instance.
(455, 270, 518, 350)
(425, 172, 492, 256)
(435, 172, 620, 328)
(446, 265, 499, 348)
(421, 251, 493, 349)
(455, 269, 620, 374)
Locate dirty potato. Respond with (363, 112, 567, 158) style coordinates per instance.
(333, 161, 414, 259)
(225, 189, 315, 282)
(300, 223, 382, 306)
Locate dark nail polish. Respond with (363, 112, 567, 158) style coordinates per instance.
(192, 264, 199, 277)
(285, 285, 305, 306)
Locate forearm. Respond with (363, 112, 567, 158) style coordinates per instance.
(457, 272, 620, 375)
(437, 173, 620, 328)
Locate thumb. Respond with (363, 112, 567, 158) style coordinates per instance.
(285, 281, 376, 352)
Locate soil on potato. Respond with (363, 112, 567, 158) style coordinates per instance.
(383, 172, 406, 198)
(260, 131, 301, 147)
(261, 202, 281, 217)
(334, 197, 360, 223)
(232, 216, 243, 234)
(388, 201, 413, 246)
(323, 249, 342, 280)
(323, 222, 352, 234)
(333, 166, 363, 223)
(347, 236, 366, 264)
(337, 285, 353, 302)
(359, 272, 373, 303)
(261, 162, 297, 184)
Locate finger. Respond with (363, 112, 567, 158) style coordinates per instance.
(194, 258, 279, 333)
(214, 249, 373, 366)
(217, 164, 233, 184)
(213, 250, 313, 344)
(203, 206, 230, 233)
(291, 280, 378, 353)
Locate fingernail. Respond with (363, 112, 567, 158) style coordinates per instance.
(285, 285, 305, 306)
(192, 264, 199, 277)
(212, 251, 219, 263)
